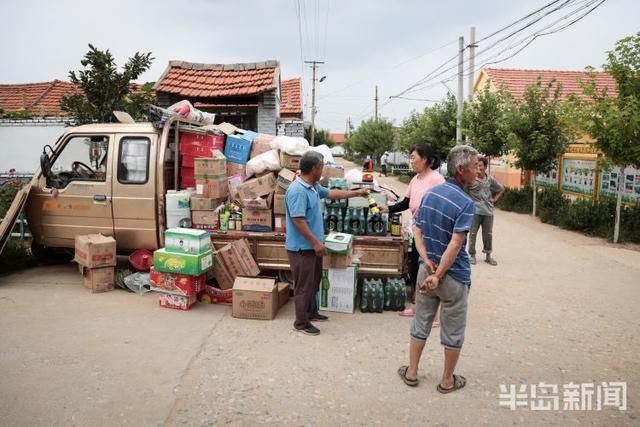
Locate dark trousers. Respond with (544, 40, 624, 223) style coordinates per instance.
(468, 214, 494, 256)
(288, 250, 323, 329)
(381, 164, 387, 176)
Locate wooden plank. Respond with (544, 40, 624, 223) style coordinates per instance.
(0, 184, 31, 255)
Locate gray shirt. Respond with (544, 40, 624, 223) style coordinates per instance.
(468, 175, 503, 216)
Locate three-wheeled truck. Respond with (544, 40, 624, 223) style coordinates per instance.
(1, 116, 407, 278)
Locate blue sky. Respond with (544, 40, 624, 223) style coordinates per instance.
(1, 0, 638, 132)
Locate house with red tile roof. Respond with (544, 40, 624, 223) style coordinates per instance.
(154, 60, 281, 135)
(280, 78, 303, 119)
(473, 67, 620, 197)
(329, 132, 345, 145)
(0, 80, 80, 118)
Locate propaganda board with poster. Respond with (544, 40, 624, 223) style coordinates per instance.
(599, 166, 640, 203)
(561, 158, 597, 197)
(536, 163, 559, 188)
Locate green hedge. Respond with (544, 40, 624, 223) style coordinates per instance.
(496, 186, 640, 243)
(0, 240, 36, 275)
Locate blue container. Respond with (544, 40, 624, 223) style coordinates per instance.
(239, 130, 258, 142)
(224, 134, 252, 164)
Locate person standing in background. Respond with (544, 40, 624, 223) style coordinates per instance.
(387, 143, 445, 318)
(380, 152, 389, 177)
(467, 156, 505, 266)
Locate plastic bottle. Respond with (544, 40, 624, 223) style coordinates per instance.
(370, 279, 379, 313)
(384, 279, 392, 311)
(391, 214, 401, 237)
(360, 279, 370, 313)
(376, 280, 384, 313)
(321, 270, 330, 309)
(343, 208, 352, 234)
(396, 278, 407, 311)
(368, 195, 380, 215)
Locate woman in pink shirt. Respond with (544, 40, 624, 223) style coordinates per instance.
(388, 143, 445, 317)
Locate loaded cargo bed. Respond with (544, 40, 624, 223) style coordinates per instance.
(210, 231, 408, 276)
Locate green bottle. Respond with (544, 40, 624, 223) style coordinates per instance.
(360, 279, 370, 313)
(371, 279, 379, 313)
(396, 278, 407, 311)
(321, 270, 330, 309)
(384, 279, 392, 311)
(376, 280, 384, 313)
(343, 208, 351, 234)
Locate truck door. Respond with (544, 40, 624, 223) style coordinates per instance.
(111, 134, 158, 250)
(29, 133, 114, 248)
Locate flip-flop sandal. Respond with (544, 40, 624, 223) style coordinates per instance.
(437, 374, 466, 394)
(484, 258, 498, 266)
(398, 366, 419, 387)
(399, 308, 415, 317)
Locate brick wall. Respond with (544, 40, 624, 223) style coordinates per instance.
(257, 90, 278, 135)
(277, 119, 305, 137)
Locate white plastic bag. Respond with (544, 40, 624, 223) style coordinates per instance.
(311, 144, 334, 164)
(245, 149, 281, 178)
(271, 135, 310, 155)
(168, 100, 216, 125)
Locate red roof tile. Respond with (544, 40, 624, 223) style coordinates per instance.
(0, 80, 151, 116)
(280, 78, 303, 115)
(329, 133, 346, 144)
(155, 60, 279, 98)
(482, 68, 618, 101)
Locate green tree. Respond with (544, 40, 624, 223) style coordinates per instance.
(62, 44, 155, 124)
(344, 118, 395, 163)
(580, 32, 640, 243)
(462, 82, 512, 159)
(305, 127, 334, 147)
(398, 94, 457, 162)
(507, 77, 570, 216)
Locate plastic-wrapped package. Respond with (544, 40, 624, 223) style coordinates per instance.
(245, 149, 281, 177)
(270, 135, 310, 155)
(168, 100, 216, 125)
(310, 144, 334, 164)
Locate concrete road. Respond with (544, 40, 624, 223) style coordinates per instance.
(0, 159, 638, 426)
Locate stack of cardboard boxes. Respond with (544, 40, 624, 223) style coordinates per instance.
(151, 228, 214, 310)
(320, 232, 358, 314)
(190, 151, 228, 229)
(180, 132, 225, 189)
(74, 234, 117, 293)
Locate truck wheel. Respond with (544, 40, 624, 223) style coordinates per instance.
(31, 243, 74, 265)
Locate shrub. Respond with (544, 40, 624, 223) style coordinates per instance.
(0, 240, 36, 275)
(537, 187, 569, 224)
(556, 199, 615, 237)
(495, 186, 532, 214)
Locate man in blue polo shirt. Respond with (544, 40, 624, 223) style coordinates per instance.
(397, 144, 479, 394)
(286, 151, 368, 336)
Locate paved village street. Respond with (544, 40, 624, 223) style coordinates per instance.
(0, 158, 637, 426)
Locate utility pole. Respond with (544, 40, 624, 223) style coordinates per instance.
(374, 85, 378, 120)
(305, 60, 324, 146)
(456, 36, 464, 144)
(467, 27, 476, 102)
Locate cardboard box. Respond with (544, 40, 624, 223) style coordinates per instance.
(212, 239, 260, 290)
(320, 164, 345, 186)
(199, 285, 233, 305)
(242, 193, 273, 210)
(180, 133, 225, 157)
(190, 196, 223, 211)
(227, 161, 247, 178)
(196, 177, 228, 199)
(275, 185, 286, 195)
(250, 136, 274, 159)
(242, 208, 273, 232)
(274, 214, 286, 233)
(149, 267, 205, 296)
(319, 267, 357, 313)
(323, 250, 353, 269)
(224, 134, 252, 164)
(232, 276, 278, 320)
(194, 153, 226, 176)
(204, 122, 236, 135)
(80, 266, 115, 293)
(74, 234, 116, 268)
(158, 293, 197, 310)
(191, 210, 218, 228)
(153, 249, 214, 276)
(280, 152, 302, 170)
(277, 168, 297, 190)
(325, 232, 353, 254)
(237, 174, 277, 200)
(277, 282, 290, 309)
(165, 228, 211, 255)
(273, 193, 286, 215)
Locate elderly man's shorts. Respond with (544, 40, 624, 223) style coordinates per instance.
(410, 264, 469, 349)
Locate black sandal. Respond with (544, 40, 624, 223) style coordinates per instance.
(437, 374, 466, 394)
(398, 366, 418, 387)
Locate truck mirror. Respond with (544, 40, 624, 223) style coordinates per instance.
(40, 148, 52, 179)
